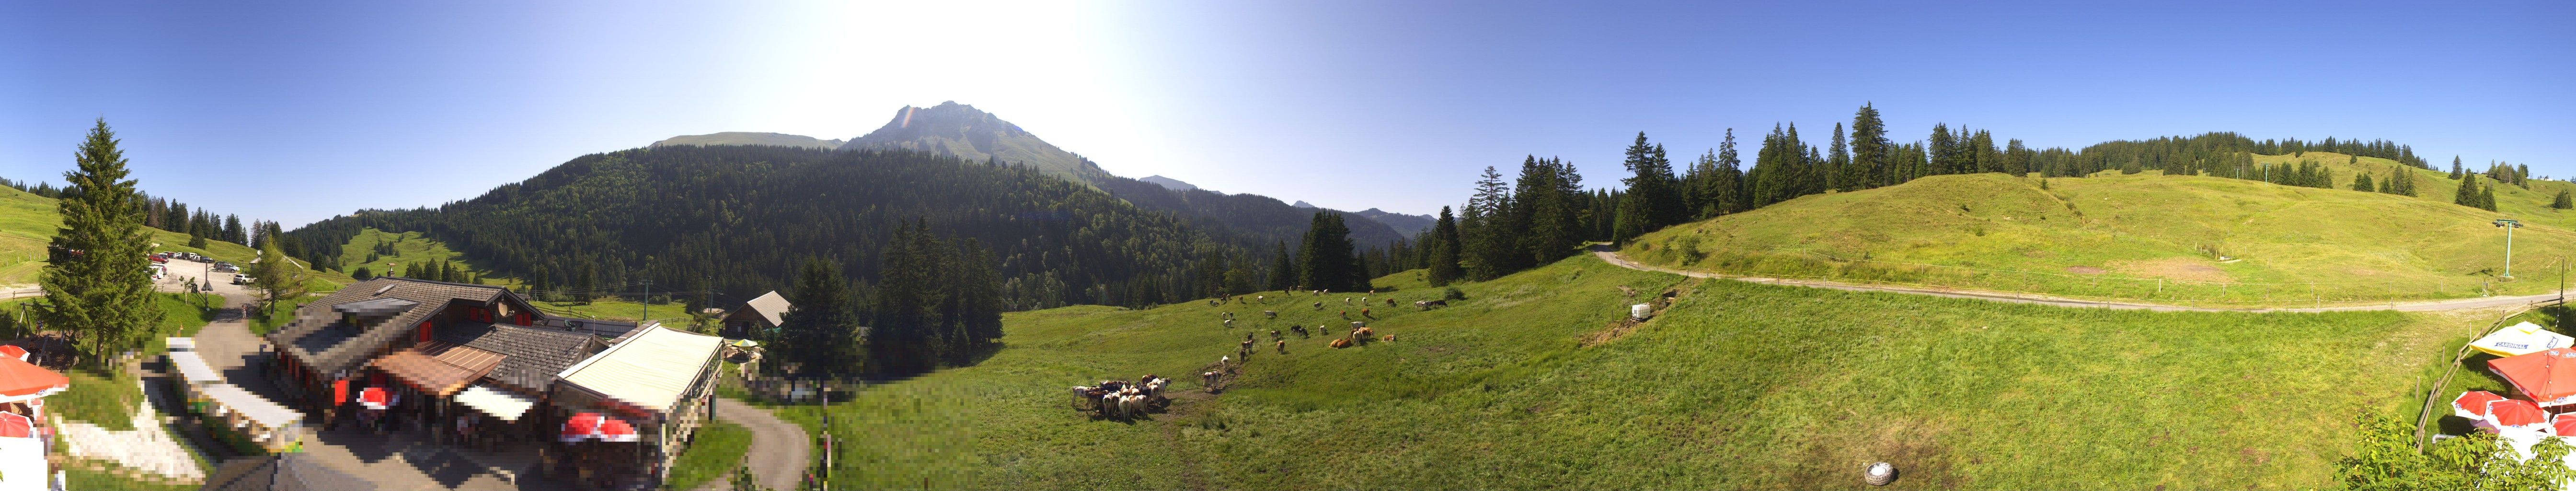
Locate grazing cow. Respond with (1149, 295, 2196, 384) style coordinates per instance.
(1270, 329, 1282, 341)
(1223, 319, 1235, 328)
(1222, 312, 1234, 320)
(1351, 321, 1366, 329)
(1343, 297, 1353, 305)
(1203, 371, 1219, 391)
(1330, 338, 1352, 348)
(1240, 339, 1255, 355)
(1208, 299, 1220, 307)
(1276, 340, 1288, 354)
(1382, 335, 1396, 342)
(1120, 394, 1147, 418)
(1246, 332, 1257, 342)
(1415, 300, 1448, 310)
(1257, 295, 1266, 303)
(1361, 297, 1369, 305)
(1339, 311, 1349, 320)
(1263, 310, 1278, 319)
(1313, 302, 1324, 311)
(1290, 325, 1309, 338)
(1385, 298, 1398, 307)
(1220, 355, 1230, 366)
(1361, 308, 1371, 318)
(1070, 386, 1098, 410)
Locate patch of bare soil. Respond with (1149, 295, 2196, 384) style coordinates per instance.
(2063, 266, 2106, 275)
(1581, 286, 1688, 347)
(1785, 418, 1964, 489)
(2107, 257, 2233, 282)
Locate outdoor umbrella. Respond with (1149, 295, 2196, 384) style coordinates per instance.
(2486, 399, 2551, 433)
(2489, 348, 2576, 407)
(356, 387, 390, 410)
(2472, 322, 2576, 357)
(2456, 390, 2508, 419)
(2552, 414, 2576, 437)
(596, 416, 640, 443)
(562, 412, 606, 442)
(0, 346, 26, 362)
(0, 356, 67, 404)
(0, 412, 30, 439)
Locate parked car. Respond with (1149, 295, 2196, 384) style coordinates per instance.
(148, 255, 167, 264)
(195, 255, 214, 263)
(213, 263, 238, 272)
(231, 275, 253, 285)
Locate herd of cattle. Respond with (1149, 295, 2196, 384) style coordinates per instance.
(1081, 288, 1453, 421)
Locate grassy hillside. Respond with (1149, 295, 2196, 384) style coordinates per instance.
(0, 187, 263, 285)
(1629, 154, 2576, 307)
(780, 255, 2467, 489)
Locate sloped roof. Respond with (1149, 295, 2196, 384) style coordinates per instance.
(370, 341, 506, 397)
(742, 291, 791, 327)
(267, 277, 516, 378)
(556, 326, 724, 417)
(436, 322, 604, 395)
(202, 454, 370, 491)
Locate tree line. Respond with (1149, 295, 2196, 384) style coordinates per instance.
(1401, 104, 2455, 284)
(3, 177, 262, 251)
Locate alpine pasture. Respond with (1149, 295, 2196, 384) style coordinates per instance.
(783, 254, 2473, 489)
(1629, 153, 2576, 307)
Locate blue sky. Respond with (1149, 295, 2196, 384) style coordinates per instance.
(4, 1, 2569, 226)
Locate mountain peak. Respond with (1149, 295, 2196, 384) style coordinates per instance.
(843, 103, 1099, 180)
(1292, 200, 1317, 209)
(1139, 175, 1197, 191)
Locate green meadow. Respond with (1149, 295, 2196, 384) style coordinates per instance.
(1630, 153, 2576, 307)
(779, 255, 2471, 489)
(0, 186, 266, 285)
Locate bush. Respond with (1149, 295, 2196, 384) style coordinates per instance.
(1442, 287, 1466, 301)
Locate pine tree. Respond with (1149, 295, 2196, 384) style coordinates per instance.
(2457, 175, 2483, 208)
(246, 235, 307, 316)
(1267, 241, 1296, 291)
(1426, 207, 1462, 286)
(2451, 156, 2464, 180)
(2481, 187, 2499, 211)
(2351, 172, 2374, 192)
(1611, 132, 1686, 243)
(38, 119, 163, 362)
(1462, 165, 1514, 278)
(1828, 123, 1851, 191)
(1295, 211, 1363, 291)
(1849, 105, 1890, 188)
(783, 257, 862, 376)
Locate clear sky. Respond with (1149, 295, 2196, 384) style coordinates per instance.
(4, 1, 2569, 227)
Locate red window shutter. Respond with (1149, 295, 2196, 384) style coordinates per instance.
(419, 321, 433, 342)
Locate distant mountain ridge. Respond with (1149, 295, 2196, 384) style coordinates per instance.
(1139, 175, 1197, 191)
(653, 132, 844, 150)
(1350, 208, 1435, 235)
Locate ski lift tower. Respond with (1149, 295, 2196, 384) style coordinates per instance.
(2496, 219, 2523, 279)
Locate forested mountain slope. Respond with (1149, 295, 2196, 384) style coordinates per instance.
(839, 102, 1413, 248)
(282, 146, 1258, 310)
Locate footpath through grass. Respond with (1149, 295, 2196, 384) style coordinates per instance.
(785, 255, 2470, 489)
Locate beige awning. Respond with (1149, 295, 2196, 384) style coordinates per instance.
(555, 326, 724, 417)
(454, 384, 536, 422)
(167, 351, 220, 385)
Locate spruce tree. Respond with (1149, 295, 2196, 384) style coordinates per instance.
(783, 257, 862, 376)
(1427, 207, 1462, 286)
(1462, 166, 1514, 278)
(1295, 211, 1362, 291)
(2351, 173, 2374, 192)
(2555, 189, 2574, 210)
(2481, 187, 2499, 211)
(1268, 241, 1296, 291)
(1828, 123, 1851, 191)
(2451, 156, 2464, 180)
(1850, 105, 1890, 188)
(2457, 175, 2483, 208)
(39, 119, 164, 363)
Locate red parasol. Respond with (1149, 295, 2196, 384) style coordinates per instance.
(562, 412, 605, 442)
(2488, 348, 2576, 407)
(0, 412, 30, 439)
(2456, 391, 2508, 419)
(2487, 399, 2551, 432)
(0, 356, 68, 404)
(0, 346, 27, 362)
(597, 415, 640, 442)
(2553, 414, 2576, 436)
(357, 387, 390, 410)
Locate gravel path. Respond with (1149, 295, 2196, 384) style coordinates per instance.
(713, 397, 809, 491)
